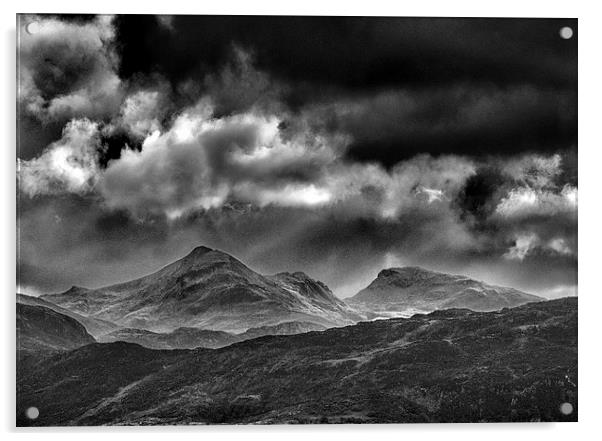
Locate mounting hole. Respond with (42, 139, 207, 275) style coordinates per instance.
(25, 406, 39, 420)
(25, 21, 40, 35)
(559, 402, 573, 415)
(559, 27, 573, 40)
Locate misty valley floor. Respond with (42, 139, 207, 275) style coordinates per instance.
(17, 298, 577, 425)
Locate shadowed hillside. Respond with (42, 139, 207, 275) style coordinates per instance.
(17, 303, 95, 354)
(17, 298, 577, 425)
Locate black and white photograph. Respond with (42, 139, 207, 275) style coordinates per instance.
(15, 13, 578, 426)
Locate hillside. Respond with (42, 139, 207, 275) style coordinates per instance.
(237, 321, 327, 340)
(17, 303, 95, 354)
(98, 321, 329, 350)
(17, 298, 577, 425)
(97, 327, 239, 349)
(17, 294, 119, 337)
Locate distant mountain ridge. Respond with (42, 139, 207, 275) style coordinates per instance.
(42, 246, 361, 333)
(97, 321, 328, 350)
(238, 321, 327, 341)
(349, 266, 543, 315)
(31, 249, 546, 341)
(97, 327, 238, 349)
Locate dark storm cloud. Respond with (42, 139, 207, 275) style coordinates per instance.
(18, 15, 123, 122)
(333, 86, 576, 165)
(114, 16, 577, 91)
(455, 166, 508, 225)
(108, 15, 577, 165)
(19, 15, 577, 164)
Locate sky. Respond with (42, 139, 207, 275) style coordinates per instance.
(17, 15, 577, 299)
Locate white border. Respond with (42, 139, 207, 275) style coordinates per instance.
(2, 1, 600, 440)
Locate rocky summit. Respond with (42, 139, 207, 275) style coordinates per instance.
(349, 266, 543, 317)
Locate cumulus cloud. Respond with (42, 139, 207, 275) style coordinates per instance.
(18, 15, 123, 122)
(502, 153, 563, 188)
(97, 101, 345, 217)
(109, 88, 169, 139)
(235, 184, 333, 208)
(18, 119, 102, 196)
(415, 186, 447, 203)
(547, 238, 573, 256)
(118, 90, 162, 136)
(323, 155, 474, 219)
(494, 185, 577, 219)
(503, 233, 539, 261)
(503, 232, 576, 261)
(492, 153, 577, 219)
(19, 93, 478, 223)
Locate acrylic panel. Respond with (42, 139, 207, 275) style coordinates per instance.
(16, 14, 578, 426)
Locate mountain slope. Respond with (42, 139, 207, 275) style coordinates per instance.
(97, 327, 240, 349)
(17, 298, 577, 425)
(98, 321, 328, 350)
(42, 246, 359, 333)
(17, 294, 119, 337)
(349, 266, 543, 315)
(17, 303, 95, 353)
(238, 321, 327, 340)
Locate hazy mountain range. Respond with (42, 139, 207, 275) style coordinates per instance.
(16, 245, 575, 425)
(41, 246, 361, 334)
(96, 321, 327, 350)
(17, 246, 546, 352)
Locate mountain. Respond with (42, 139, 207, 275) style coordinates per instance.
(98, 321, 328, 350)
(348, 266, 544, 316)
(17, 298, 577, 425)
(42, 246, 360, 333)
(17, 303, 95, 353)
(17, 293, 119, 338)
(97, 327, 239, 349)
(238, 321, 327, 340)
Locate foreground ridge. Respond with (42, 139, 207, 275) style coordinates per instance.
(17, 298, 577, 425)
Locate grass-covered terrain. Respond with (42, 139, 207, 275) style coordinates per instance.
(17, 298, 577, 425)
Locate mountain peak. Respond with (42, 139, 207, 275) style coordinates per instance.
(377, 266, 434, 278)
(177, 246, 243, 273)
(352, 265, 543, 313)
(275, 271, 312, 280)
(186, 246, 214, 258)
(63, 285, 89, 295)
